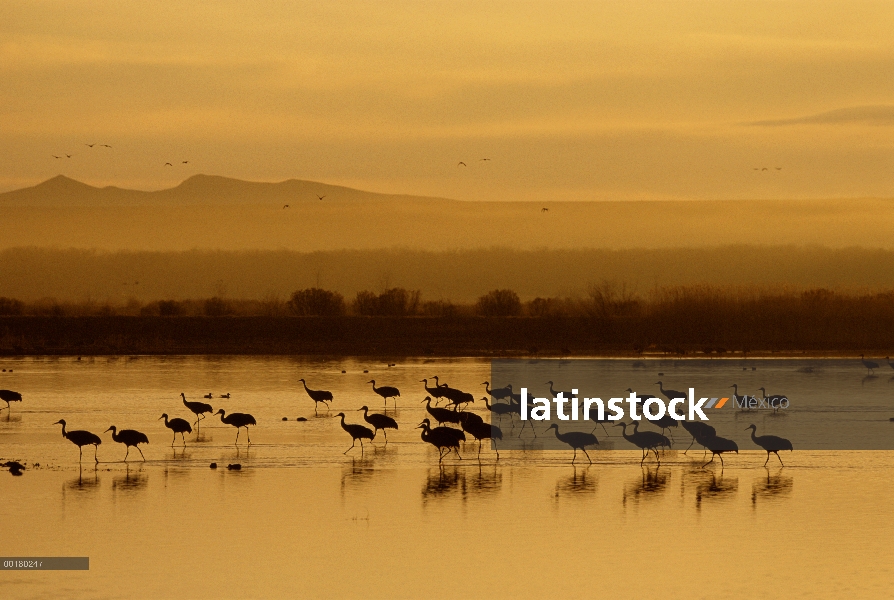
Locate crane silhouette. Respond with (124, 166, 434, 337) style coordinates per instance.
(0, 389, 22, 411)
(730, 384, 749, 410)
(482, 381, 512, 400)
(181, 392, 213, 427)
(615, 421, 670, 465)
(421, 379, 449, 404)
(482, 396, 517, 425)
(698, 432, 738, 468)
(680, 420, 716, 455)
(886, 356, 894, 370)
(54, 419, 101, 463)
(105, 426, 149, 461)
(757, 387, 787, 412)
(335, 412, 374, 454)
(745, 424, 793, 466)
(461, 416, 503, 459)
(298, 378, 332, 414)
(860, 354, 879, 373)
(417, 419, 462, 463)
(368, 380, 400, 406)
(545, 424, 598, 464)
(655, 381, 686, 402)
(216, 409, 257, 444)
(159, 413, 192, 446)
(358, 406, 398, 441)
(422, 396, 462, 426)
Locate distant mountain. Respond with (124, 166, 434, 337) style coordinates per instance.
(0, 174, 457, 206)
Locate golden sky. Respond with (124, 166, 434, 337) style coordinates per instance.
(3, 1, 893, 200)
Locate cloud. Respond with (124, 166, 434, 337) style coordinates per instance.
(749, 105, 894, 126)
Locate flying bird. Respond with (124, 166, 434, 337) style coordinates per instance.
(541, 208, 549, 213)
(53, 155, 62, 159)
(775, 167, 782, 170)
(182, 160, 189, 164)
(316, 194, 326, 200)
(65, 154, 72, 158)
(283, 204, 290, 209)
(480, 158, 491, 161)
(761, 167, 768, 171)
(85, 143, 95, 148)
(164, 162, 173, 166)
(457, 161, 466, 167)
(100, 144, 112, 148)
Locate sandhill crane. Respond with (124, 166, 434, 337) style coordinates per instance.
(745, 424, 793, 466)
(655, 381, 686, 402)
(215, 409, 257, 445)
(482, 396, 518, 425)
(546, 381, 573, 400)
(757, 387, 787, 412)
(105, 426, 149, 461)
(545, 424, 598, 464)
(335, 412, 374, 454)
(298, 378, 333, 414)
(444, 389, 474, 411)
(730, 384, 750, 410)
(54, 420, 101, 463)
(0, 389, 22, 411)
(159, 413, 192, 446)
(698, 432, 738, 468)
(680, 420, 716, 455)
(463, 419, 503, 459)
(422, 396, 462, 426)
(368, 380, 400, 406)
(417, 419, 462, 463)
(458, 411, 485, 431)
(482, 381, 512, 400)
(181, 392, 213, 427)
(419, 418, 465, 444)
(615, 421, 670, 465)
(421, 379, 448, 403)
(860, 354, 879, 373)
(358, 406, 398, 441)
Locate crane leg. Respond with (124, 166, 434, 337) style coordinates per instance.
(344, 439, 356, 455)
(171, 432, 176, 447)
(684, 437, 695, 454)
(764, 452, 770, 466)
(583, 449, 592, 464)
(235, 428, 240, 445)
(124, 446, 130, 462)
(79, 446, 83, 463)
(94, 445, 99, 464)
(571, 448, 577, 464)
(182, 432, 187, 446)
(775, 452, 784, 466)
(702, 454, 715, 468)
(246, 428, 251, 445)
(137, 446, 146, 461)
(654, 448, 661, 466)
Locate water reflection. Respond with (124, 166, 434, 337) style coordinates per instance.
(422, 466, 464, 503)
(112, 465, 148, 494)
(466, 463, 502, 497)
(341, 457, 375, 495)
(64, 467, 100, 494)
(622, 467, 669, 506)
(751, 468, 794, 507)
(694, 472, 738, 510)
(554, 466, 596, 500)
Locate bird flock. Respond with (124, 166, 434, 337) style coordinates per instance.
(0, 364, 803, 475)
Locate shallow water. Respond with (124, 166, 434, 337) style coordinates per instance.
(1, 356, 893, 599)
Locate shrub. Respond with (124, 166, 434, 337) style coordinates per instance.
(288, 288, 345, 316)
(0, 297, 24, 316)
(475, 289, 521, 316)
(203, 296, 232, 316)
(353, 288, 421, 316)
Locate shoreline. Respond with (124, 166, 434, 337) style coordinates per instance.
(0, 316, 888, 358)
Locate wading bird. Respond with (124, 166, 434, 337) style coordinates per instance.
(368, 380, 400, 406)
(615, 421, 671, 466)
(482, 381, 513, 400)
(860, 354, 879, 373)
(482, 396, 518, 425)
(316, 194, 326, 200)
(463, 418, 503, 460)
(105, 426, 149, 461)
(698, 432, 738, 468)
(0, 389, 22, 411)
(757, 387, 787, 412)
(417, 419, 462, 463)
(216, 409, 257, 445)
(181, 392, 213, 427)
(745, 424, 793, 466)
(421, 379, 449, 404)
(655, 381, 686, 402)
(680, 420, 716, 455)
(335, 412, 374, 454)
(298, 378, 333, 413)
(422, 396, 462, 426)
(54, 420, 101, 463)
(545, 424, 598, 465)
(159, 413, 192, 446)
(358, 406, 398, 441)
